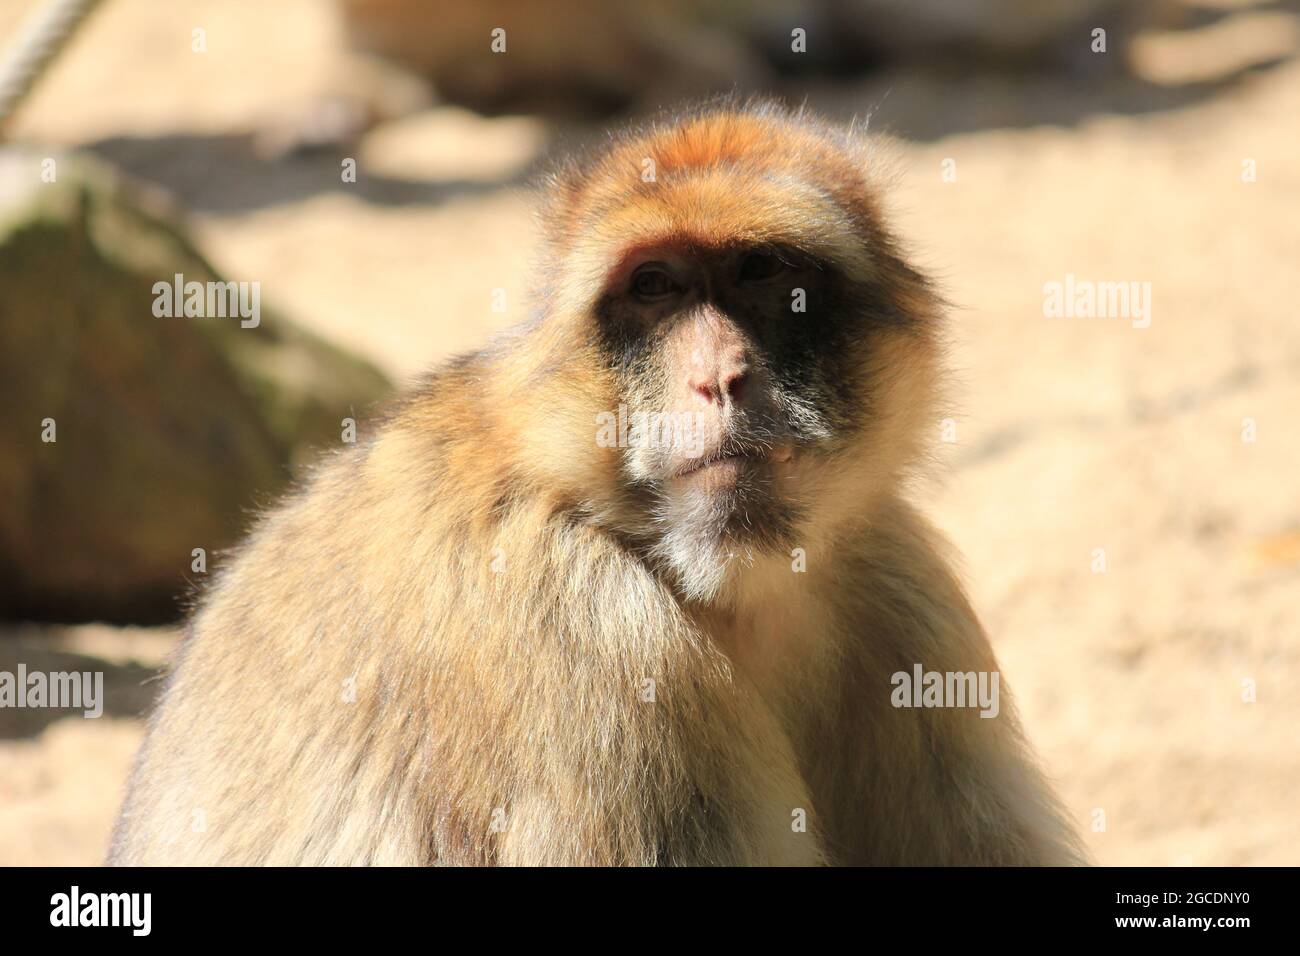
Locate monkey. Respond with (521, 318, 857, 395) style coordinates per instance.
(109, 100, 1085, 866)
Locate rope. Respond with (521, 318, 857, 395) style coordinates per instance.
(0, 0, 108, 133)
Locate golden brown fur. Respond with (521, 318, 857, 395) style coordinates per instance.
(110, 102, 1083, 866)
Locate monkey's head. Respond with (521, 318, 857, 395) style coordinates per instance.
(519, 102, 943, 603)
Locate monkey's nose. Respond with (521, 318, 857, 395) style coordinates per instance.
(691, 366, 750, 406)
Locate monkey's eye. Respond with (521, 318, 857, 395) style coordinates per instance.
(631, 266, 677, 301)
(739, 251, 786, 282)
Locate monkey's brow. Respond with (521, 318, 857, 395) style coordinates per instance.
(604, 239, 803, 280)
(605, 239, 694, 275)
(745, 241, 813, 264)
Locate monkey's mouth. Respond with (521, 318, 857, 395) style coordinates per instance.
(672, 445, 795, 480)
(675, 451, 752, 478)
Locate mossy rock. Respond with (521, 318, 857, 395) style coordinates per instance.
(0, 149, 391, 624)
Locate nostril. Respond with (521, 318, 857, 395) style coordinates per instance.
(690, 378, 720, 404)
(719, 368, 748, 405)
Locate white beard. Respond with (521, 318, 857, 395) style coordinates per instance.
(648, 476, 790, 604)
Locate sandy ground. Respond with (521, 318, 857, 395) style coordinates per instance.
(1, 0, 1297, 865)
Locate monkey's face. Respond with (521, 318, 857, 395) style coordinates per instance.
(587, 236, 931, 601)
(596, 241, 838, 514)
(536, 108, 941, 601)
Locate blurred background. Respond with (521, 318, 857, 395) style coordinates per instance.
(0, 0, 1296, 865)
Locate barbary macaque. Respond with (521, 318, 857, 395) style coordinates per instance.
(111, 102, 1084, 866)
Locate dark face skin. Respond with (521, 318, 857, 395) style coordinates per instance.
(591, 241, 867, 560)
